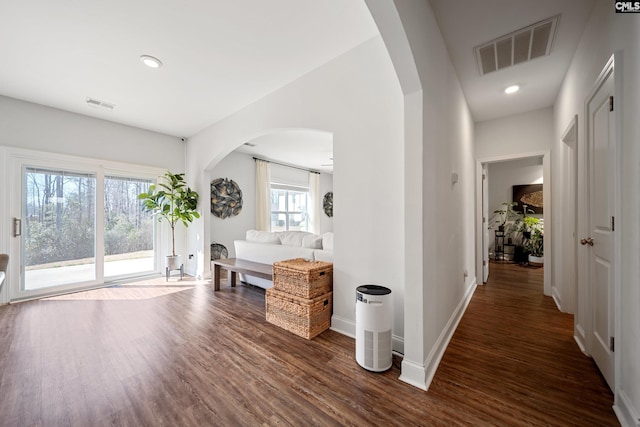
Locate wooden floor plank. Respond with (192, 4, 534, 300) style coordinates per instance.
(0, 264, 618, 426)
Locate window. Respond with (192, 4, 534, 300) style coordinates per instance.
(23, 167, 97, 290)
(103, 176, 155, 278)
(270, 184, 308, 231)
(14, 153, 163, 300)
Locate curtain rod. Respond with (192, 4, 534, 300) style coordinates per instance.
(253, 157, 321, 174)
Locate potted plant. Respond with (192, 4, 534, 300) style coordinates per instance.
(525, 222, 544, 266)
(492, 202, 519, 232)
(138, 171, 200, 272)
(519, 216, 539, 239)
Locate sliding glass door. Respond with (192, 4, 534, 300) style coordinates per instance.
(13, 159, 160, 301)
(22, 167, 97, 291)
(103, 176, 154, 278)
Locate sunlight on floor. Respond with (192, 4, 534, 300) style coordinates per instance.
(43, 275, 212, 301)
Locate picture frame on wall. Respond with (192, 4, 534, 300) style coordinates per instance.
(512, 184, 543, 214)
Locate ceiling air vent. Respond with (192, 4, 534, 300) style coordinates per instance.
(85, 97, 115, 111)
(475, 15, 559, 76)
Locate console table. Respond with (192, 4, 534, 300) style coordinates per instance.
(211, 258, 273, 291)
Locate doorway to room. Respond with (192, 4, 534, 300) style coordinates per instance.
(477, 151, 551, 297)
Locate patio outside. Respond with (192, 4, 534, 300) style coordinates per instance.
(24, 251, 155, 290)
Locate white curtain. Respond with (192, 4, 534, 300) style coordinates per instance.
(308, 172, 321, 234)
(255, 160, 271, 231)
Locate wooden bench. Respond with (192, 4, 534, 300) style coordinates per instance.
(211, 258, 272, 291)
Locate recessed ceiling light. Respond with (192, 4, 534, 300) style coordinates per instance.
(505, 85, 520, 94)
(140, 55, 162, 69)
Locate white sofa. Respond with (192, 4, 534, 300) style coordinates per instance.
(234, 230, 333, 289)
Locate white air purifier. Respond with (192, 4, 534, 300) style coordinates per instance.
(355, 285, 392, 372)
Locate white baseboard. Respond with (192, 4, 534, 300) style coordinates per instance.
(399, 279, 477, 390)
(330, 315, 405, 354)
(551, 286, 563, 312)
(614, 388, 640, 427)
(330, 315, 355, 338)
(574, 324, 588, 356)
(399, 359, 427, 390)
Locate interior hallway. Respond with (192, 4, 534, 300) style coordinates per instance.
(430, 262, 618, 425)
(0, 264, 618, 426)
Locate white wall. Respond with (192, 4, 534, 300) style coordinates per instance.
(553, 2, 640, 423)
(488, 157, 543, 216)
(209, 151, 256, 259)
(208, 150, 334, 260)
(476, 107, 553, 158)
(0, 95, 185, 304)
(186, 37, 405, 350)
(488, 157, 543, 214)
(0, 96, 183, 168)
(367, 0, 476, 390)
(319, 173, 333, 233)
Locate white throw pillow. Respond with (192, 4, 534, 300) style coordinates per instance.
(245, 230, 281, 244)
(279, 231, 313, 247)
(322, 232, 334, 251)
(302, 234, 323, 249)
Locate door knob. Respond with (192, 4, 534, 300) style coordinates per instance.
(580, 237, 594, 246)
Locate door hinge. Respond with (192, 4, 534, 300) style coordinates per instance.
(483, 216, 486, 223)
(610, 336, 615, 352)
(482, 174, 486, 180)
(611, 216, 615, 231)
(609, 95, 614, 112)
(482, 260, 487, 266)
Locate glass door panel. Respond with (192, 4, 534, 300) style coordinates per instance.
(23, 167, 96, 290)
(104, 176, 155, 278)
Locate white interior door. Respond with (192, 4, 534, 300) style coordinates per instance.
(584, 61, 616, 391)
(482, 164, 489, 283)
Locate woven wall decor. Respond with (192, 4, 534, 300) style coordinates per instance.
(211, 178, 243, 219)
(210, 242, 228, 260)
(323, 191, 333, 218)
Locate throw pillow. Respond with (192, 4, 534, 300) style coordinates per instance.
(279, 231, 313, 247)
(302, 234, 323, 249)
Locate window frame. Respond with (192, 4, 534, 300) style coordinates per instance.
(270, 183, 310, 232)
(8, 147, 166, 302)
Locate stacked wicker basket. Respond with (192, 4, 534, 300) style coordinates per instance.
(266, 258, 333, 339)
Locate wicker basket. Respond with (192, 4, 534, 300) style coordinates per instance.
(272, 258, 333, 299)
(265, 288, 332, 339)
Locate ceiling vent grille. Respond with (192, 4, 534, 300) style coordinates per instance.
(86, 97, 115, 111)
(475, 15, 559, 76)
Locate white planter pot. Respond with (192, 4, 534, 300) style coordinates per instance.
(166, 254, 182, 271)
(528, 254, 544, 266)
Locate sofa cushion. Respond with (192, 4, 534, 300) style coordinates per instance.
(322, 232, 334, 251)
(302, 234, 323, 249)
(246, 230, 281, 244)
(313, 249, 333, 263)
(279, 231, 313, 247)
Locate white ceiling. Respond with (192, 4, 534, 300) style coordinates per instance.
(430, 0, 595, 122)
(0, 1, 596, 171)
(0, 0, 378, 138)
(236, 130, 334, 173)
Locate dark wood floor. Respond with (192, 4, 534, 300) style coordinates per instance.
(0, 264, 618, 426)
